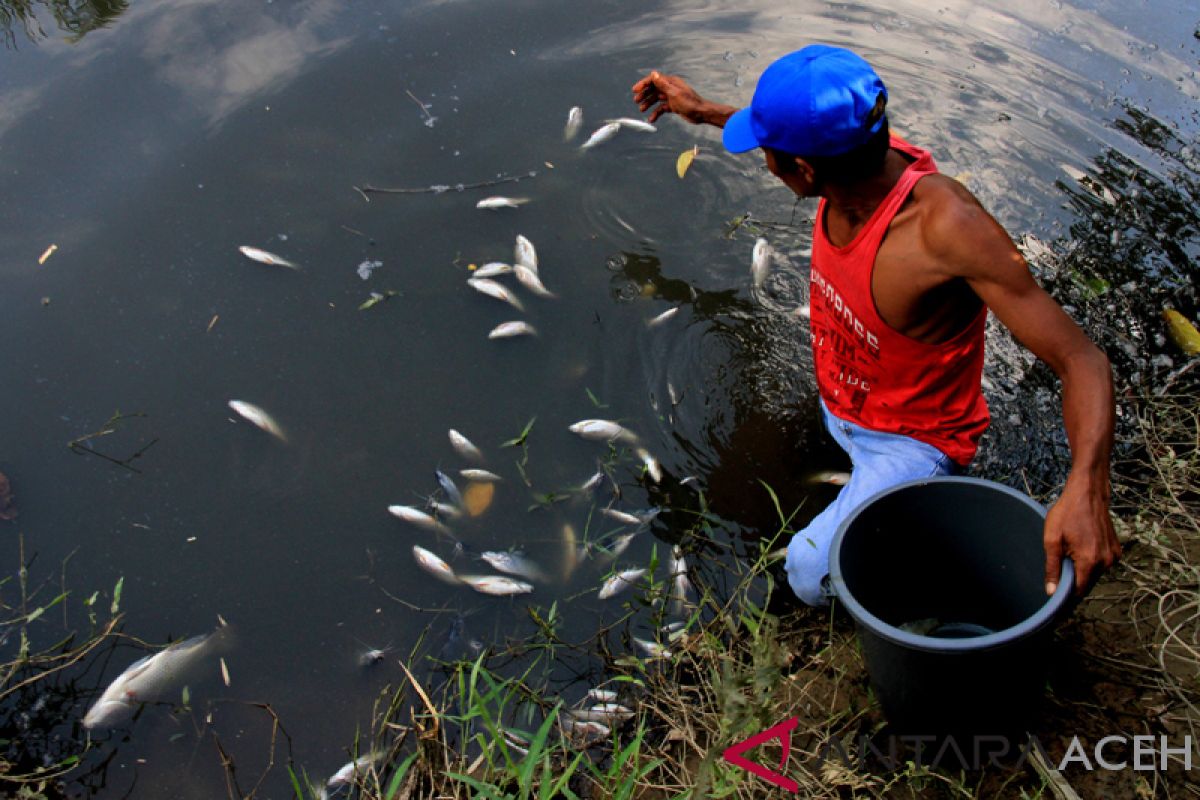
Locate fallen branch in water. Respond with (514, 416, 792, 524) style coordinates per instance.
(354, 170, 538, 199)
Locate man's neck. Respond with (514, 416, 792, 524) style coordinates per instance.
(820, 149, 911, 229)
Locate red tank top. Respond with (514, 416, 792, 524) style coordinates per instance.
(810, 136, 989, 466)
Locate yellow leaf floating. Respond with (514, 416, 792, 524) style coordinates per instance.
(676, 145, 698, 179)
(1163, 308, 1200, 355)
(463, 481, 495, 517)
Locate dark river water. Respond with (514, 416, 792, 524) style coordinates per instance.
(1, 0, 1197, 796)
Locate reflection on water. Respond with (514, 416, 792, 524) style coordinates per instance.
(0, 0, 127, 46)
(0, 0, 1196, 795)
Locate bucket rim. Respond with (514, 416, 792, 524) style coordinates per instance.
(828, 476, 1076, 653)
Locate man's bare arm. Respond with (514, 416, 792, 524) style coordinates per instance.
(631, 71, 738, 127)
(925, 186, 1121, 595)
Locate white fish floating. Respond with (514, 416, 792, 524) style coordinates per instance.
(458, 574, 535, 596)
(514, 235, 538, 272)
(227, 400, 288, 443)
(580, 121, 620, 150)
(468, 277, 525, 311)
(429, 500, 463, 521)
(607, 117, 657, 133)
(480, 551, 546, 582)
(598, 568, 647, 600)
(572, 703, 635, 723)
(599, 532, 637, 560)
(633, 637, 672, 660)
(561, 523, 582, 582)
(579, 470, 606, 492)
(389, 504, 453, 536)
(513, 264, 554, 298)
(327, 754, 379, 789)
(568, 419, 639, 444)
(807, 470, 851, 486)
(559, 715, 610, 740)
(476, 196, 530, 210)
(412, 545, 459, 584)
(83, 625, 229, 729)
(751, 238, 772, 289)
(460, 468, 502, 482)
(647, 307, 679, 327)
(587, 688, 619, 703)
(238, 245, 300, 270)
(636, 448, 662, 483)
(564, 106, 584, 141)
(668, 545, 693, 617)
(488, 321, 538, 339)
(448, 429, 485, 464)
(473, 262, 514, 278)
(601, 508, 644, 526)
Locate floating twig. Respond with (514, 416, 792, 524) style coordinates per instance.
(354, 170, 538, 198)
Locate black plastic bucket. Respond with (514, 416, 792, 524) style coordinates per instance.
(829, 477, 1074, 735)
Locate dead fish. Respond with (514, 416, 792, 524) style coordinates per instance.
(448, 429, 485, 464)
(599, 531, 637, 560)
(473, 262, 513, 278)
(328, 754, 379, 789)
(412, 545, 459, 584)
(633, 637, 671, 659)
(227, 400, 287, 443)
(579, 470, 606, 492)
(607, 117, 657, 133)
(513, 264, 555, 298)
(514, 235, 538, 272)
(460, 468, 502, 482)
(463, 481, 495, 517)
(636, 448, 662, 483)
(83, 626, 228, 729)
(435, 469, 464, 508)
(238, 245, 300, 270)
(358, 645, 391, 667)
(568, 419, 638, 444)
(428, 500, 463, 521)
(587, 688, 619, 703)
(751, 238, 772, 289)
(598, 568, 647, 600)
(457, 574, 535, 596)
(668, 546, 693, 617)
(564, 106, 584, 141)
(559, 715, 610, 740)
(807, 470, 851, 486)
(601, 508, 643, 526)
(480, 551, 546, 582)
(572, 703, 635, 723)
(580, 121, 620, 150)
(389, 505, 453, 536)
(561, 522, 582, 582)
(647, 307, 679, 327)
(476, 196, 530, 210)
(468, 277, 525, 311)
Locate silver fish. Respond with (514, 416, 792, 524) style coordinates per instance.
(599, 532, 637, 560)
(572, 703, 634, 722)
(227, 400, 287, 443)
(647, 307, 679, 327)
(388, 505, 452, 536)
(751, 238, 772, 289)
(564, 106, 583, 141)
(633, 637, 671, 659)
(83, 626, 228, 729)
(457, 574, 534, 596)
(581, 121, 620, 150)
(473, 262, 513, 278)
(327, 754, 379, 789)
(460, 468, 502, 482)
(606, 117, 657, 133)
(668, 546, 693, 617)
(435, 469, 464, 508)
(480, 551, 546, 582)
(476, 196, 530, 210)
(636, 448, 662, 483)
(579, 470, 606, 492)
(559, 715, 610, 740)
(238, 245, 300, 270)
(468, 277, 525, 311)
(601, 508, 643, 526)
(598, 568, 647, 600)
(412, 545, 459, 584)
(513, 264, 554, 298)
(428, 500, 463, 521)
(488, 320, 538, 339)
(448, 429, 485, 463)
(514, 235, 538, 272)
(568, 419, 638, 444)
(587, 688, 619, 703)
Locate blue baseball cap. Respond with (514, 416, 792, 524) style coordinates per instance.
(723, 45, 888, 157)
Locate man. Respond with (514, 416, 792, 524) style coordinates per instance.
(632, 45, 1120, 605)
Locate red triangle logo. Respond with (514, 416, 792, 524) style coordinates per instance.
(721, 716, 800, 793)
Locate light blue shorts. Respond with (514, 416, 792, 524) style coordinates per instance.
(784, 401, 960, 606)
